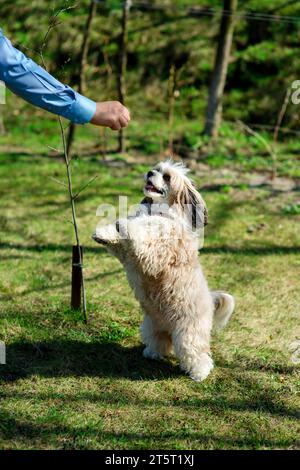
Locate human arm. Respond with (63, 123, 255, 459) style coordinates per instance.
(0, 30, 130, 128)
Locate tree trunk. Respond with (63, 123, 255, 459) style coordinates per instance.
(204, 0, 238, 138)
(117, 0, 131, 153)
(67, 0, 97, 156)
(168, 64, 176, 153)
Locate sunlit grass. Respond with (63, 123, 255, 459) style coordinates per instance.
(0, 150, 299, 450)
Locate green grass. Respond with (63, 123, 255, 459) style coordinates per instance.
(0, 144, 300, 449)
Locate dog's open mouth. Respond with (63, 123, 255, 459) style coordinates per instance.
(145, 180, 164, 194)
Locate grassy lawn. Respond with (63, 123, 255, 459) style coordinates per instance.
(0, 144, 299, 449)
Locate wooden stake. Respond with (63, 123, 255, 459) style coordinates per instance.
(71, 245, 83, 311)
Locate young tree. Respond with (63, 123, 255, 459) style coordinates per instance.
(40, 7, 99, 323)
(204, 0, 238, 138)
(117, 0, 131, 153)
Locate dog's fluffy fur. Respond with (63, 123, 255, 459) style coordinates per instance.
(93, 160, 234, 381)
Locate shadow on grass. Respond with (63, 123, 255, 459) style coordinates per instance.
(1, 406, 299, 449)
(0, 242, 106, 255)
(1, 376, 299, 421)
(1, 340, 299, 449)
(0, 269, 123, 301)
(202, 245, 300, 255)
(201, 182, 300, 194)
(215, 354, 297, 375)
(1, 339, 180, 383)
(1, 241, 299, 256)
(2, 340, 299, 409)
(2, 340, 298, 381)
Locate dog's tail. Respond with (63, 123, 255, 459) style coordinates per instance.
(211, 291, 235, 333)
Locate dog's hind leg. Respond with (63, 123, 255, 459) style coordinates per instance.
(141, 315, 173, 360)
(211, 291, 235, 332)
(172, 324, 214, 382)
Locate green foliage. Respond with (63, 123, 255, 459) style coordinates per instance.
(282, 203, 300, 215)
(2, 0, 300, 133)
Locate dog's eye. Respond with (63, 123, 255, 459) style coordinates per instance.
(163, 174, 171, 182)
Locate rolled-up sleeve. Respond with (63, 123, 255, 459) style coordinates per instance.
(0, 30, 96, 124)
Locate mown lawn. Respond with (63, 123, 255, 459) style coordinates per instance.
(0, 148, 299, 450)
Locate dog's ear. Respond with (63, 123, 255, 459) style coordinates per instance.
(189, 185, 208, 228)
(182, 183, 208, 229)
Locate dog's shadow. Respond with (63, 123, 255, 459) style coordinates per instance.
(2, 339, 297, 384)
(1, 339, 181, 382)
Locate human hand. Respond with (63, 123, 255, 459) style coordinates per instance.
(90, 101, 130, 130)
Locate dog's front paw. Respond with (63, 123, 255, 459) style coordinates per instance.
(189, 353, 214, 382)
(92, 233, 108, 245)
(143, 346, 163, 361)
(92, 224, 120, 246)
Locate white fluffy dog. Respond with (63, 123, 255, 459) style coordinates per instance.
(93, 160, 234, 381)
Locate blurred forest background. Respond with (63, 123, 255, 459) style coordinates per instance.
(1, 0, 300, 178)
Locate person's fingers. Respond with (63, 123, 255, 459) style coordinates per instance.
(107, 103, 130, 130)
(119, 115, 129, 128)
(110, 116, 128, 130)
(110, 116, 122, 130)
(110, 122, 121, 131)
(122, 106, 130, 121)
(90, 101, 131, 128)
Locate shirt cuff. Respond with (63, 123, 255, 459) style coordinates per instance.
(69, 92, 96, 124)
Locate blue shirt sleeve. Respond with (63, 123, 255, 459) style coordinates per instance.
(0, 30, 96, 124)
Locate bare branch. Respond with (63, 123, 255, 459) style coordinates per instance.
(74, 175, 99, 200)
(47, 145, 63, 153)
(273, 87, 292, 144)
(237, 120, 274, 155)
(39, 6, 76, 68)
(237, 119, 277, 179)
(49, 176, 68, 188)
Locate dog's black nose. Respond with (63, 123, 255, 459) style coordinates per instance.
(147, 170, 154, 178)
